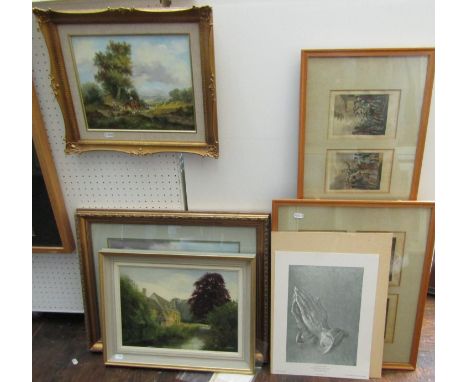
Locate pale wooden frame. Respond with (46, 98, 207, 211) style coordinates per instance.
(75, 209, 270, 361)
(99, 249, 256, 373)
(297, 48, 435, 199)
(33, 83, 75, 253)
(272, 199, 435, 370)
(33, 7, 218, 157)
(270, 231, 393, 378)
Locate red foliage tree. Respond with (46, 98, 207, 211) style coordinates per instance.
(188, 273, 231, 321)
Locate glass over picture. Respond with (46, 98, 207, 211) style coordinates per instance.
(71, 34, 196, 132)
(118, 265, 239, 352)
(329, 90, 400, 138)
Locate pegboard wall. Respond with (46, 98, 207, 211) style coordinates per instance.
(32, 1, 187, 312)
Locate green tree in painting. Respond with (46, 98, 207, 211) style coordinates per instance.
(169, 88, 193, 104)
(188, 273, 231, 321)
(81, 82, 103, 105)
(120, 275, 157, 344)
(93, 40, 139, 103)
(204, 301, 238, 351)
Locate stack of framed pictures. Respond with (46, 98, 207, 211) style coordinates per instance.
(76, 209, 270, 373)
(271, 200, 435, 371)
(270, 231, 394, 379)
(269, 47, 434, 378)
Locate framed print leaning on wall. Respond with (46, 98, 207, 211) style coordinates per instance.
(99, 249, 256, 373)
(272, 199, 435, 370)
(297, 48, 435, 199)
(33, 83, 75, 254)
(33, 7, 218, 157)
(75, 209, 270, 362)
(271, 231, 393, 378)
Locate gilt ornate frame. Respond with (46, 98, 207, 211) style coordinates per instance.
(75, 209, 270, 362)
(33, 83, 75, 253)
(33, 7, 218, 157)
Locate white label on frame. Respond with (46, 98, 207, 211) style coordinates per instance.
(114, 354, 124, 360)
(104, 132, 114, 138)
(293, 212, 304, 219)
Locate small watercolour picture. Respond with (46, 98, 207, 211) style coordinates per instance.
(384, 294, 399, 343)
(358, 231, 405, 287)
(328, 90, 400, 138)
(325, 150, 393, 193)
(108, 238, 241, 254)
(71, 35, 196, 133)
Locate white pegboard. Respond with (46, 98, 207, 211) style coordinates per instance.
(32, 1, 187, 312)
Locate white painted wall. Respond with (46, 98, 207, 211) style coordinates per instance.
(184, 0, 435, 210)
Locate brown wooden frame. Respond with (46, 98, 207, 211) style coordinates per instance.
(33, 83, 75, 253)
(76, 209, 270, 361)
(272, 199, 435, 370)
(33, 7, 218, 157)
(297, 48, 435, 199)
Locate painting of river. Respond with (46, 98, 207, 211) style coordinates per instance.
(119, 265, 239, 352)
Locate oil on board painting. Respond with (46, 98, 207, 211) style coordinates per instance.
(118, 265, 239, 352)
(326, 151, 384, 192)
(71, 34, 196, 132)
(286, 265, 364, 366)
(329, 90, 400, 138)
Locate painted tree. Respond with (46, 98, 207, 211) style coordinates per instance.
(188, 273, 231, 321)
(94, 40, 138, 103)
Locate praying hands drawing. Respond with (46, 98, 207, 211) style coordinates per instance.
(291, 287, 347, 354)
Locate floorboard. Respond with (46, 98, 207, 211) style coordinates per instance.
(32, 296, 434, 381)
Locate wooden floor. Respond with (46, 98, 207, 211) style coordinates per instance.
(32, 296, 434, 382)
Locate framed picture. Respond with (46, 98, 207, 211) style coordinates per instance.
(75, 209, 270, 361)
(385, 294, 399, 343)
(271, 231, 393, 378)
(99, 249, 255, 373)
(272, 199, 435, 370)
(33, 82, 75, 253)
(33, 7, 218, 157)
(297, 48, 435, 199)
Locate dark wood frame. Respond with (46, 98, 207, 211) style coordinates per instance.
(76, 209, 270, 361)
(33, 83, 75, 253)
(272, 199, 435, 370)
(297, 48, 435, 199)
(33, 6, 218, 157)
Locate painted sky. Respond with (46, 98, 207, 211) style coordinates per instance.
(119, 265, 239, 302)
(70, 34, 193, 98)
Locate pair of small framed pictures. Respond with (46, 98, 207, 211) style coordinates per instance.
(297, 48, 434, 200)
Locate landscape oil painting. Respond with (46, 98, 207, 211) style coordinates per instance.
(118, 265, 239, 352)
(326, 150, 393, 193)
(71, 34, 196, 132)
(329, 90, 400, 138)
